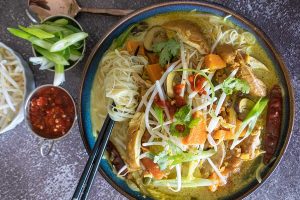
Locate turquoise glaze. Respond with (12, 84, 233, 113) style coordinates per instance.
(80, 2, 292, 200)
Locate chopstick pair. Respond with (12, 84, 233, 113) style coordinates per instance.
(72, 115, 115, 200)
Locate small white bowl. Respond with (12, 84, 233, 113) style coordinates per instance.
(0, 42, 35, 134)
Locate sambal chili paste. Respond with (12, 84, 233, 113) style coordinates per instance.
(29, 86, 75, 139)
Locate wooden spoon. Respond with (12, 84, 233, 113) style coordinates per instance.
(28, 0, 133, 20)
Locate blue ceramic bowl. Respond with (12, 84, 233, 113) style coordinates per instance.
(79, 2, 294, 199)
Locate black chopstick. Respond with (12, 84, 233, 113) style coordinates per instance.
(72, 115, 115, 200)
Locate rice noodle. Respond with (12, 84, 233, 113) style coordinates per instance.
(100, 50, 148, 121)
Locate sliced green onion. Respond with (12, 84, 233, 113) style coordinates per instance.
(53, 18, 69, 25)
(33, 45, 69, 65)
(64, 24, 81, 33)
(18, 25, 54, 39)
(53, 64, 65, 86)
(50, 32, 88, 52)
(231, 97, 269, 149)
(7, 28, 52, 50)
(152, 178, 216, 188)
(69, 48, 82, 61)
(31, 24, 74, 34)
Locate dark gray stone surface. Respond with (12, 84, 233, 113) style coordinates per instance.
(0, 0, 299, 199)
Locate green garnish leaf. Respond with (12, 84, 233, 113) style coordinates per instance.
(188, 118, 201, 128)
(170, 105, 197, 137)
(154, 105, 164, 126)
(153, 39, 180, 66)
(174, 105, 192, 122)
(222, 77, 250, 95)
(231, 97, 269, 149)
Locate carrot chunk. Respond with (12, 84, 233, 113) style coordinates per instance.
(182, 111, 207, 145)
(141, 158, 165, 179)
(125, 40, 145, 56)
(146, 63, 163, 83)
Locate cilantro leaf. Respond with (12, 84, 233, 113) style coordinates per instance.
(222, 77, 250, 95)
(153, 39, 180, 66)
(154, 105, 164, 126)
(174, 105, 192, 122)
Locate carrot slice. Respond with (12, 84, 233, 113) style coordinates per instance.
(182, 111, 207, 145)
(141, 158, 165, 179)
(204, 54, 226, 70)
(125, 40, 145, 56)
(146, 63, 163, 83)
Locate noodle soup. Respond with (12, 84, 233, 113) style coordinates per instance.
(90, 11, 281, 199)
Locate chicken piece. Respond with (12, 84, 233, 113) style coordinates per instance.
(126, 112, 145, 171)
(237, 62, 267, 97)
(239, 128, 262, 160)
(222, 146, 243, 180)
(216, 44, 237, 64)
(162, 20, 210, 54)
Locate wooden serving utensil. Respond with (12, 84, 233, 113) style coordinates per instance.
(28, 0, 133, 20)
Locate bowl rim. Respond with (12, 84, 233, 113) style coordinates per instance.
(24, 84, 77, 140)
(31, 14, 86, 72)
(78, 1, 295, 199)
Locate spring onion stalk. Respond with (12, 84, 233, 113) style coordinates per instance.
(7, 28, 52, 50)
(31, 24, 74, 34)
(53, 64, 65, 86)
(53, 18, 69, 25)
(33, 45, 69, 65)
(18, 25, 54, 39)
(29, 57, 55, 70)
(231, 97, 269, 149)
(50, 32, 88, 52)
(69, 48, 82, 61)
(152, 178, 216, 188)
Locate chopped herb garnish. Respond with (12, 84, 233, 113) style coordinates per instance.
(153, 39, 180, 66)
(222, 77, 250, 95)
